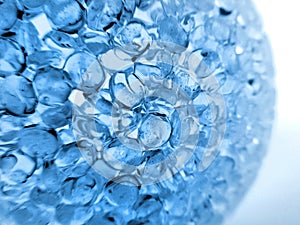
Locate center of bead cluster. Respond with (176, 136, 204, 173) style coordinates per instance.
(116, 96, 173, 151)
(108, 62, 192, 164)
(139, 113, 172, 150)
(72, 41, 226, 185)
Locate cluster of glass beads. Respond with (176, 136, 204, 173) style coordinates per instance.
(0, 0, 275, 224)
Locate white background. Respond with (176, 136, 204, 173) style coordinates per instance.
(225, 1, 300, 225)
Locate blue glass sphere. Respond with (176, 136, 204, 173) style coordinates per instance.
(0, 0, 275, 224)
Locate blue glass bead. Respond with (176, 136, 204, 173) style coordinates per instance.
(87, 0, 123, 32)
(44, 0, 84, 32)
(18, 128, 58, 158)
(0, 39, 24, 75)
(40, 101, 72, 128)
(33, 67, 72, 105)
(0, 0, 17, 32)
(0, 75, 37, 115)
(0, 0, 275, 224)
(30, 186, 62, 206)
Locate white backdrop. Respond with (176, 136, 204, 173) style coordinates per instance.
(225, 1, 300, 224)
